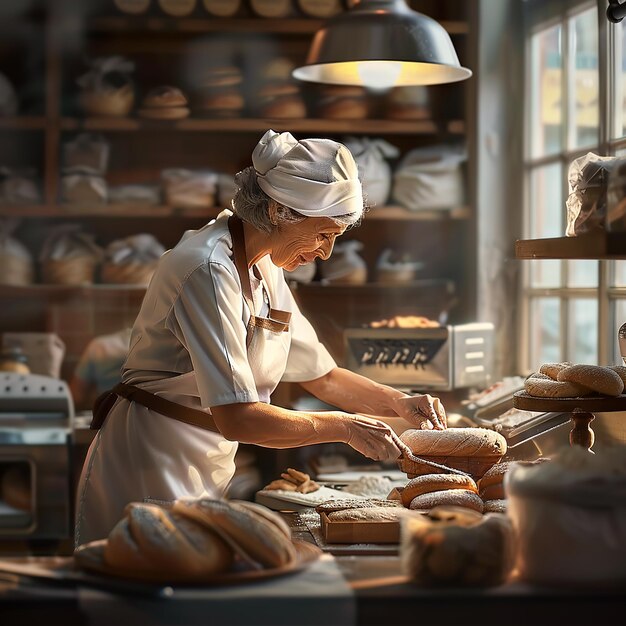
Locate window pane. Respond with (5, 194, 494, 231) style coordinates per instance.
(567, 260, 598, 287)
(571, 8, 599, 149)
(568, 298, 598, 363)
(614, 299, 626, 364)
(530, 25, 562, 157)
(613, 260, 626, 286)
(529, 163, 563, 238)
(529, 259, 561, 287)
(529, 297, 560, 366)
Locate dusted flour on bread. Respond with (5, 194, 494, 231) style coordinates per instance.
(400, 428, 507, 457)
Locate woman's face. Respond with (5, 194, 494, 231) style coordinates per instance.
(270, 216, 347, 271)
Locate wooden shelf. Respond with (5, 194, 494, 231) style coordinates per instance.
(296, 279, 456, 293)
(84, 16, 469, 36)
(367, 205, 470, 221)
(0, 204, 219, 218)
(0, 204, 469, 220)
(0, 284, 147, 299)
(515, 232, 626, 260)
(0, 117, 47, 130)
(61, 117, 463, 135)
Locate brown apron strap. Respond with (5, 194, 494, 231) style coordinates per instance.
(90, 382, 220, 433)
(228, 215, 256, 349)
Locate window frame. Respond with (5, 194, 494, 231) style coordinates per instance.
(520, 0, 626, 371)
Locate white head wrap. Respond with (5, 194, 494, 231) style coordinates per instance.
(252, 129, 363, 219)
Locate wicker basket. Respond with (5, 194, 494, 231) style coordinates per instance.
(80, 86, 134, 118)
(0, 252, 34, 286)
(101, 261, 157, 286)
(41, 257, 98, 285)
(398, 454, 503, 480)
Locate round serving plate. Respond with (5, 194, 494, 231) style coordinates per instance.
(513, 391, 626, 413)
(74, 539, 321, 586)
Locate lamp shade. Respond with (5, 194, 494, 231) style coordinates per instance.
(292, 0, 472, 88)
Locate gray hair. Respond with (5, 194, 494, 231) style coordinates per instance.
(231, 166, 363, 233)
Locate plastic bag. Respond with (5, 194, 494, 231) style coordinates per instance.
(63, 134, 110, 174)
(507, 446, 626, 585)
(40, 224, 102, 262)
(104, 234, 165, 265)
(343, 137, 399, 207)
(607, 158, 626, 232)
(392, 145, 466, 211)
(565, 152, 623, 236)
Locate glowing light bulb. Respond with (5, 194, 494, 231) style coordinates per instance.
(356, 61, 402, 90)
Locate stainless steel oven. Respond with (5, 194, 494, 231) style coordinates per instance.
(0, 373, 74, 541)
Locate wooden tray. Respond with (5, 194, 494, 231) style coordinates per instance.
(513, 391, 626, 413)
(319, 511, 401, 544)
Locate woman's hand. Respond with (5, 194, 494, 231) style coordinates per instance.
(392, 394, 447, 430)
(341, 414, 403, 462)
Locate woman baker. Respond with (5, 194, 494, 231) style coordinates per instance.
(75, 130, 447, 545)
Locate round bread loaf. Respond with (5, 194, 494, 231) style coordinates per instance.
(173, 498, 296, 569)
(399, 428, 507, 458)
(483, 499, 508, 514)
(142, 86, 188, 108)
(524, 375, 589, 398)
(608, 365, 626, 386)
(400, 473, 478, 508)
(480, 482, 505, 500)
(557, 364, 625, 396)
(409, 489, 484, 513)
(319, 98, 368, 120)
(138, 106, 190, 120)
(539, 362, 573, 380)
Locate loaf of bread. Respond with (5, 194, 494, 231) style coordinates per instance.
(399, 428, 507, 458)
(557, 364, 625, 397)
(103, 503, 233, 580)
(173, 498, 295, 568)
(316, 499, 401, 514)
(408, 489, 484, 513)
(483, 499, 508, 514)
(610, 365, 626, 385)
(400, 474, 478, 508)
(327, 506, 411, 522)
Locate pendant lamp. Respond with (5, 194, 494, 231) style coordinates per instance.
(292, 0, 472, 89)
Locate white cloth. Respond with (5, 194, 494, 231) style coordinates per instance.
(252, 129, 363, 219)
(75, 210, 336, 545)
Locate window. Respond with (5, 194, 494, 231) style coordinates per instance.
(522, 1, 626, 370)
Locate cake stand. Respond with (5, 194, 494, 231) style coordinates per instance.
(513, 392, 626, 452)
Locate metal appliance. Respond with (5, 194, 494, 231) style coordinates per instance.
(344, 323, 494, 391)
(0, 372, 74, 541)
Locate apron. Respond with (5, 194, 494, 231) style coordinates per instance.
(75, 215, 292, 546)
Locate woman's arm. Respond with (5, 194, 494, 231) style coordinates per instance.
(210, 401, 401, 462)
(299, 367, 447, 429)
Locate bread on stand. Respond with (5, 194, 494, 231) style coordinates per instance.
(398, 427, 507, 479)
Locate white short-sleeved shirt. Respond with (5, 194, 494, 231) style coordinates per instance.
(75, 210, 336, 544)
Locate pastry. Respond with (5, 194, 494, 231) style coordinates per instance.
(408, 489, 484, 513)
(399, 474, 478, 508)
(539, 362, 573, 380)
(524, 374, 590, 398)
(158, 0, 197, 16)
(202, 0, 241, 16)
(264, 467, 320, 494)
(557, 364, 625, 396)
(114, 0, 151, 14)
(297, 0, 342, 18)
(250, 0, 292, 18)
